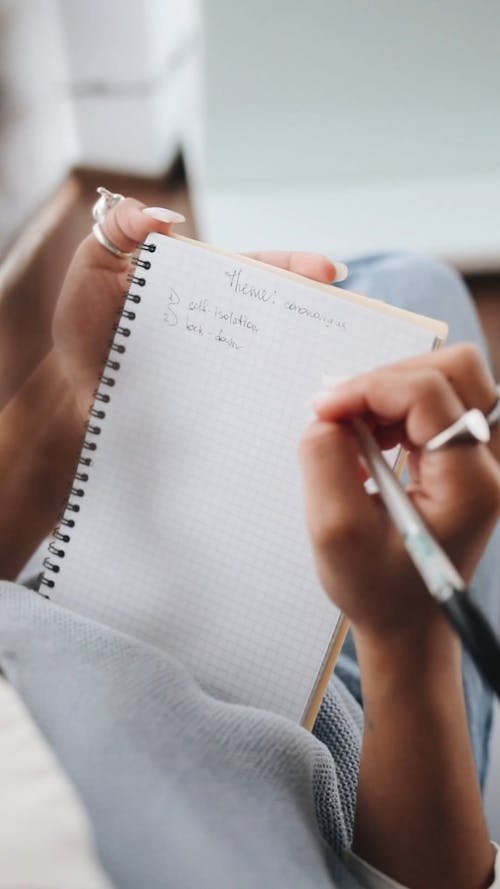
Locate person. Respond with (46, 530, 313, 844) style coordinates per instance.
(0, 194, 498, 889)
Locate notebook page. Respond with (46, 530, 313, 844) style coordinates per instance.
(49, 236, 440, 722)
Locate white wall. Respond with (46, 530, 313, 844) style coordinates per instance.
(203, 0, 500, 187)
(1, 1, 499, 267)
(192, 0, 500, 267)
(56, 0, 199, 175)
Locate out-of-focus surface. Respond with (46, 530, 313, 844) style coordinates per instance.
(195, 0, 500, 264)
(1, 1, 499, 266)
(467, 276, 500, 380)
(0, 0, 198, 255)
(485, 700, 500, 844)
(0, 0, 77, 251)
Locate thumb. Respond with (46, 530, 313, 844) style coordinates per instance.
(79, 197, 186, 273)
(53, 197, 184, 418)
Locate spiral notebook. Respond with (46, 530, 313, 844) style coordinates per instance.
(42, 235, 447, 727)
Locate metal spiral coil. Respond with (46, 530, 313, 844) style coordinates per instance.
(127, 274, 146, 288)
(132, 256, 151, 270)
(39, 240, 156, 592)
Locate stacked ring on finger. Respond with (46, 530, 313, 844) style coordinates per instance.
(424, 384, 500, 453)
(91, 186, 134, 259)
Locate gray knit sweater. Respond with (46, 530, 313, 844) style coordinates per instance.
(0, 581, 367, 888)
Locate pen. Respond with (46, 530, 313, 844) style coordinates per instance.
(352, 416, 500, 699)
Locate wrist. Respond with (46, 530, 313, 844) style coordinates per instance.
(0, 352, 84, 577)
(352, 617, 490, 889)
(353, 616, 463, 699)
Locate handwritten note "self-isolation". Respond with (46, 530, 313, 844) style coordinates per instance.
(163, 264, 348, 354)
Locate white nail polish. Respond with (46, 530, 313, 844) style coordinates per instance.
(142, 207, 186, 224)
(312, 390, 337, 411)
(364, 477, 379, 495)
(321, 373, 352, 389)
(332, 262, 349, 283)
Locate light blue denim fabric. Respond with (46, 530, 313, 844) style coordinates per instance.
(332, 252, 500, 789)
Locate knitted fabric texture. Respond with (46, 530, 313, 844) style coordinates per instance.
(0, 582, 363, 889)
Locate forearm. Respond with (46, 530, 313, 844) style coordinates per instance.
(353, 619, 495, 889)
(0, 351, 83, 579)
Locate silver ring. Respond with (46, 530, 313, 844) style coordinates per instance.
(424, 408, 491, 453)
(92, 186, 124, 224)
(91, 186, 133, 259)
(92, 222, 133, 259)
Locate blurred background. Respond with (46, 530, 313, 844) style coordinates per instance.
(0, 0, 499, 385)
(1, 1, 500, 261)
(0, 0, 499, 834)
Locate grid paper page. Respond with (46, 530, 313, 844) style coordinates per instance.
(48, 236, 440, 723)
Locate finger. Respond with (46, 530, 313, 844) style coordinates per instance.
(299, 421, 381, 549)
(366, 343, 497, 417)
(319, 346, 500, 463)
(244, 250, 348, 284)
(313, 366, 500, 507)
(313, 367, 467, 448)
(397, 343, 499, 462)
(87, 199, 185, 272)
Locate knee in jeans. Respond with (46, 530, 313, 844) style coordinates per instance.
(382, 251, 467, 298)
(372, 252, 481, 345)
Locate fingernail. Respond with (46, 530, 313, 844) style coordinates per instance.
(309, 374, 351, 410)
(321, 373, 352, 389)
(364, 477, 379, 495)
(311, 390, 338, 412)
(142, 207, 186, 224)
(332, 262, 349, 283)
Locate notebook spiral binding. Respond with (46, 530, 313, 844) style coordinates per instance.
(39, 242, 156, 595)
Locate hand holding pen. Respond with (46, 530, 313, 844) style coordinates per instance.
(300, 344, 500, 679)
(301, 344, 499, 889)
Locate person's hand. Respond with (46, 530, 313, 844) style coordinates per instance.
(52, 199, 180, 421)
(53, 198, 345, 422)
(300, 345, 500, 645)
(308, 349, 500, 889)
